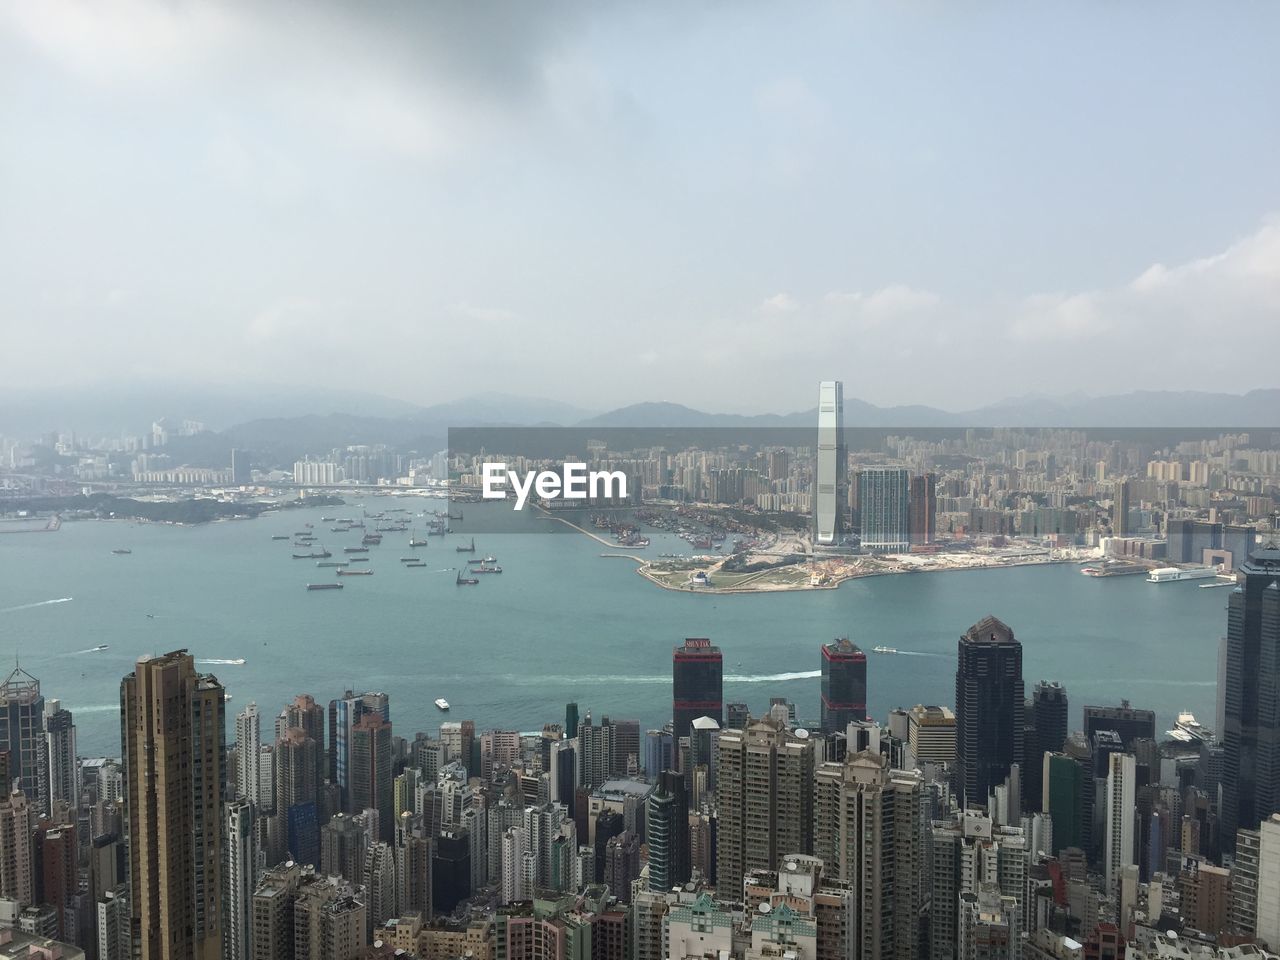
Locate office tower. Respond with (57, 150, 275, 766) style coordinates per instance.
(612, 719, 641, 777)
(1044, 752, 1086, 856)
(820, 638, 867, 733)
(715, 717, 815, 898)
(726, 703, 751, 730)
(1104, 752, 1136, 895)
(857, 466, 911, 553)
(393, 812, 432, 920)
(1026, 681, 1068, 813)
(432, 830, 471, 915)
(223, 797, 257, 960)
(955, 616, 1025, 808)
(0, 663, 47, 815)
(958, 887, 1019, 960)
(278, 694, 326, 788)
(673, 638, 723, 742)
(1113, 479, 1132, 536)
(815, 380, 845, 546)
(1232, 826, 1261, 938)
(566, 703, 580, 740)
(1083, 701, 1156, 752)
(43, 700, 78, 815)
(1256, 814, 1280, 946)
(1223, 541, 1280, 845)
(351, 713, 393, 842)
(906, 704, 956, 766)
(929, 812, 1029, 959)
(908, 472, 937, 546)
(646, 770, 690, 892)
(235, 702, 262, 804)
(812, 751, 922, 957)
(121, 650, 225, 960)
(644, 730, 674, 778)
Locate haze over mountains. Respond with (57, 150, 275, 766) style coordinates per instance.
(3, 385, 1277, 446)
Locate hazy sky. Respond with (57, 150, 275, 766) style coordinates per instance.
(2, 2, 1278, 413)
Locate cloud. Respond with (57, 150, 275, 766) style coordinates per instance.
(758, 292, 800, 314)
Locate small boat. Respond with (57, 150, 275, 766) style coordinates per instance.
(456, 538, 476, 554)
(872, 645, 897, 654)
(317, 561, 349, 568)
(482, 555, 496, 563)
(349, 557, 370, 563)
(435, 698, 450, 710)
(409, 535, 429, 547)
(404, 561, 427, 568)
(111, 548, 132, 555)
(293, 551, 332, 559)
(456, 570, 479, 585)
(271, 535, 290, 541)
(307, 583, 344, 591)
(93, 644, 109, 651)
(337, 569, 373, 576)
(474, 565, 502, 574)
(344, 547, 369, 554)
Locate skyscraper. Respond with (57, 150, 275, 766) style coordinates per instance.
(223, 797, 257, 960)
(121, 650, 225, 960)
(235, 702, 262, 805)
(812, 751, 922, 958)
(43, 699, 78, 815)
(820, 638, 867, 733)
(0, 785, 33, 907)
(1104, 752, 1136, 895)
(1113, 479, 1132, 537)
(274, 727, 321, 866)
(278, 694, 326, 788)
(908, 472, 937, 546)
(351, 713, 393, 841)
(955, 616, 1025, 808)
(814, 380, 845, 546)
(1026, 681, 1068, 813)
(857, 466, 911, 553)
(646, 770, 690, 892)
(673, 638, 723, 741)
(1223, 541, 1280, 845)
(0, 663, 47, 815)
(715, 717, 815, 898)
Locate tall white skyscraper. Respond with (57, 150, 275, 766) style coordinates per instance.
(815, 380, 845, 546)
(1105, 752, 1136, 894)
(235, 702, 262, 804)
(222, 797, 258, 960)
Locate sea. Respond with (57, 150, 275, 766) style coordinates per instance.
(0, 498, 1227, 758)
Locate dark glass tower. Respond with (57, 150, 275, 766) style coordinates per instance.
(955, 615, 1025, 808)
(820, 638, 867, 732)
(1026, 680, 1068, 813)
(1223, 541, 1280, 845)
(673, 639, 722, 740)
(646, 770, 690, 891)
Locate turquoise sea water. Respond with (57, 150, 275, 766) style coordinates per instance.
(0, 499, 1226, 756)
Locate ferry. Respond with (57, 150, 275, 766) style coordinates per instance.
(1147, 565, 1222, 584)
(435, 698, 450, 711)
(307, 583, 343, 591)
(872, 645, 898, 654)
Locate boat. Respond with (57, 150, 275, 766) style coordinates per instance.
(409, 535, 429, 547)
(456, 570, 479, 585)
(1080, 567, 1104, 577)
(111, 548, 132, 555)
(474, 565, 502, 574)
(400, 557, 419, 562)
(456, 538, 476, 554)
(92, 644, 109, 651)
(344, 547, 369, 554)
(293, 550, 332, 559)
(307, 583, 344, 590)
(435, 698, 450, 710)
(872, 645, 898, 654)
(349, 557, 370, 563)
(482, 555, 496, 563)
(1147, 565, 1222, 584)
(404, 561, 427, 568)
(271, 535, 290, 540)
(448, 510, 463, 520)
(337, 569, 373, 576)
(317, 561, 349, 568)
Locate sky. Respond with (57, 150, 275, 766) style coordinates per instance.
(2, 1, 1278, 415)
